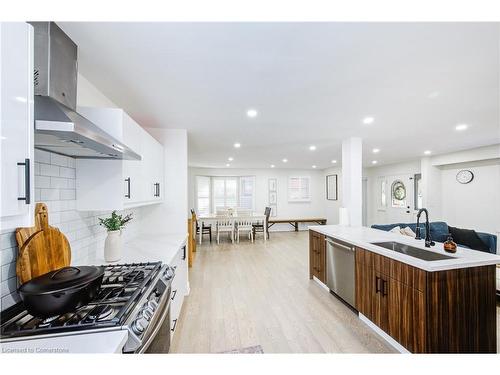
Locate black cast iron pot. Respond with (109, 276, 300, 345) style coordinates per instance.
(18, 266, 105, 318)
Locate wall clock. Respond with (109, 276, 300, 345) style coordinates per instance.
(456, 170, 474, 184)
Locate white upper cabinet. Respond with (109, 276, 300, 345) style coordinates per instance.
(76, 107, 164, 211)
(0, 23, 35, 229)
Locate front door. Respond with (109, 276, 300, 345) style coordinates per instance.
(379, 174, 416, 224)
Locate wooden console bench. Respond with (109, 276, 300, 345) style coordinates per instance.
(268, 218, 327, 231)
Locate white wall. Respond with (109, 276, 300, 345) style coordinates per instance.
(323, 167, 342, 225)
(189, 167, 327, 231)
(440, 159, 500, 235)
(77, 73, 118, 108)
(364, 160, 421, 226)
(362, 146, 500, 246)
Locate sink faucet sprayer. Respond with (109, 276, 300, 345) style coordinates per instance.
(415, 208, 435, 248)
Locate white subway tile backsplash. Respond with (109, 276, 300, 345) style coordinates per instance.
(59, 167, 76, 179)
(50, 177, 69, 189)
(1, 291, 20, 310)
(67, 157, 76, 168)
(34, 162, 41, 175)
(1, 277, 17, 298)
(0, 151, 145, 312)
(35, 188, 41, 201)
(40, 188, 59, 201)
(34, 149, 51, 164)
(35, 175, 51, 188)
(1, 262, 16, 281)
(1, 232, 16, 250)
(60, 189, 76, 200)
(1, 247, 16, 265)
(50, 153, 69, 167)
(40, 163, 60, 177)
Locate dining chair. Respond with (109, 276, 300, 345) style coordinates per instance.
(235, 208, 252, 216)
(252, 207, 271, 240)
(191, 209, 212, 244)
(216, 217, 234, 244)
(235, 210, 254, 243)
(216, 207, 229, 216)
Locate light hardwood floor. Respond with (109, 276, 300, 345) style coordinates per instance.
(170, 231, 397, 353)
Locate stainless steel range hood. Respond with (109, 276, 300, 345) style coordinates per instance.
(30, 22, 140, 160)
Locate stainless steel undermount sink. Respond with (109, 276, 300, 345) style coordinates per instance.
(370, 241, 455, 261)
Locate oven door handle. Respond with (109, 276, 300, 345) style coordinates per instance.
(137, 299, 171, 353)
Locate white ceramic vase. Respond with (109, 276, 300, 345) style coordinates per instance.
(104, 230, 122, 262)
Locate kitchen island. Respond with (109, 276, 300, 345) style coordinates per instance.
(308, 225, 500, 353)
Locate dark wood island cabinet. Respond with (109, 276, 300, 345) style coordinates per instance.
(309, 230, 497, 353)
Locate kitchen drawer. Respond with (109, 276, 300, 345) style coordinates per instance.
(355, 247, 425, 292)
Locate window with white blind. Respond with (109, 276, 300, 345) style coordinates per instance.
(288, 176, 311, 202)
(239, 176, 255, 209)
(195, 176, 211, 216)
(195, 175, 255, 214)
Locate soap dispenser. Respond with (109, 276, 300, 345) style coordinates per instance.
(443, 234, 457, 253)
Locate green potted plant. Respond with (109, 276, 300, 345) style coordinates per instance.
(98, 211, 133, 262)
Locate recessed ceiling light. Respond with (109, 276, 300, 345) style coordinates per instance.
(246, 109, 258, 118)
(372, 148, 380, 153)
(309, 145, 316, 151)
(228, 157, 234, 161)
(270, 164, 275, 168)
(331, 160, 337, 164)
(282, 158, 288, 163)
(233, 142, 241, 148)
(424, 150, 432, 155)
(363, 116, 375, 125)
(312, 165, 317, 169)
(372, 160, 378, 165)
(226, 163, 230, 167)
(455, 123, 468, 131)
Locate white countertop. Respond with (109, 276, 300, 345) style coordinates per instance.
(1, 232, 188, 353)
(1, 330, 128, 354)
(309, 225, 500, 272)
(81, 232, 188, 266)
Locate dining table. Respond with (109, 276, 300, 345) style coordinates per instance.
(197, 212, 268, 244)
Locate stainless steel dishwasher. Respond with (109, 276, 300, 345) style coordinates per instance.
(325, 237, 356, 308)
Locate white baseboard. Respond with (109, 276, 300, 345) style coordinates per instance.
(312, 276, 329, 291)
(358, 313, 410, 353)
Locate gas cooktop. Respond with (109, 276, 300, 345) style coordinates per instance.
(0, 262, 172, 345)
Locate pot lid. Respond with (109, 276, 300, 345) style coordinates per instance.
(18, 266, 104, 295)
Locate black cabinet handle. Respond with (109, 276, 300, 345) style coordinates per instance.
(171, 290, 177, 301)
(156, 182, 160, 197)
(171, 319, 178, 332)
(125, 177, 131, 198)
(17, 158, 30, 204)
(375, 276, 381, 293)
(182, 246, 186, 260)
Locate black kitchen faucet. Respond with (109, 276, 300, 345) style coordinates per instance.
(415, 208, 435, 248)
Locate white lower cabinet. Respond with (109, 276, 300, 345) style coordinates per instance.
(76, 107, 164, 211)
(169, 242, 188, 340)
(0, 22, 35, 230)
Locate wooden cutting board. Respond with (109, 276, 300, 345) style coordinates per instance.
(16, 203, 71, 284)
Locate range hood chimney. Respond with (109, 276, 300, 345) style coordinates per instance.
(30, 22, 140, 160)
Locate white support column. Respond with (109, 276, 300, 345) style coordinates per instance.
(342, 137, 363, 227)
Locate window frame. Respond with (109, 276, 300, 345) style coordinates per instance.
(195, 175, 256, 214)
(287, 176, 311, 202)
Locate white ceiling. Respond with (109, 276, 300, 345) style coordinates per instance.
(58, 22, 500, 169)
